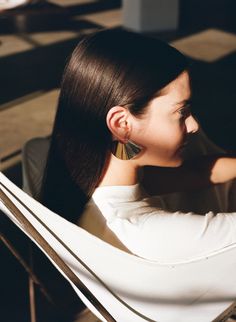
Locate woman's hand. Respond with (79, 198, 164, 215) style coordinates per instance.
(209, 156, 236, 183)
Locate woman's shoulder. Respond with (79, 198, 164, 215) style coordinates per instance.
(78, 198, 132, 253)
(92, 183, 165, 219)
(90, 184, 236, 262)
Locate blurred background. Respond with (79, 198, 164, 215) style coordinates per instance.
(0, 0, 236, 321)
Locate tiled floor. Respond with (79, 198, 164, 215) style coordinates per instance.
(0, 34, 34, 57)
(0, 89, 59, 164)
(0, 1, 236, 321)
(77, 8, 122, 28)
(172, 28, 236, 62)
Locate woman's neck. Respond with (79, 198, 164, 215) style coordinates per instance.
(99, 154, 139, 186)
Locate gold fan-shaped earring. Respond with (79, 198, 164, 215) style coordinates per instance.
(111, 140, 143, 160)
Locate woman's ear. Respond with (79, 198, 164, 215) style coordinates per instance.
(106, 106, 131, 142)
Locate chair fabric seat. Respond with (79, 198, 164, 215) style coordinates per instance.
(1, 171, 236, 322)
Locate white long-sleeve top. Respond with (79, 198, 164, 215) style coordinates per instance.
(80, 183, 236, 263)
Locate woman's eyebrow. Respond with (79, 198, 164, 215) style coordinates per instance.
(174, 98, 192, 106)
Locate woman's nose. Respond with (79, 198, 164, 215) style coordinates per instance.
(186, 115, 199, 134)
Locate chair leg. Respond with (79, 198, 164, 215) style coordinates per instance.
(29, 244, 37, 322)
(0, 233, 56, 307)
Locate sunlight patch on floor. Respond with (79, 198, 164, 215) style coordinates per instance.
(0, 89, 59, 161)
(171, 29, 236, 62)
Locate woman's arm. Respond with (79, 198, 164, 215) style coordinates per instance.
(142, 154, 236, 195)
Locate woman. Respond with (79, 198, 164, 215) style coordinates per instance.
(41, 28, 236, 262)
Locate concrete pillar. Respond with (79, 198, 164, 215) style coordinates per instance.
(122, 0, 179, 32)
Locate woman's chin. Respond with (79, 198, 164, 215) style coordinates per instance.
(165, 158, 183, 167)
(140, 152, 184, 167)
(150, 158, 183, 168)
(164, 154, 184, 167)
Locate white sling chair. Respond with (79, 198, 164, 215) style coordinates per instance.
(1, 130, 236, 322)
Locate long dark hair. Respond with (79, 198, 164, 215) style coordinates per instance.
(41, 28, 188, 222)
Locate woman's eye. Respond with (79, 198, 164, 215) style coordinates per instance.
(178, 104, 191, 119)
